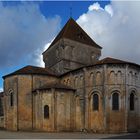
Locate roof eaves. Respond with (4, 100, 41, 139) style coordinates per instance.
(2, 65, 59, 79)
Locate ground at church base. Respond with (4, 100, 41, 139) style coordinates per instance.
(0, 130, 140, 139)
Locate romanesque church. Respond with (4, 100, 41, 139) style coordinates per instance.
(0, 18, 140, 133)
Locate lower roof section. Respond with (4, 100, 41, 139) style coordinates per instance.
(3, 65, 59, 79)
(33, 82, 75, 92)
(3, 57, 140, 79)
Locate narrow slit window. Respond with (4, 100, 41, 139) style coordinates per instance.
(44, 105, 49, 119)
(93, 94, 99, 111)
(112, 93, 119, 110)
(10, 92, 13, 107)
(130, 92, 135, 111)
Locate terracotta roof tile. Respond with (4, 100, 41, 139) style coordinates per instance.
(34, 82, 75, 92)
(44, 18, 102, 52)
(95, 57, 140, 66)
(3, 65, 59, 79)
(60, 57, 140, 77)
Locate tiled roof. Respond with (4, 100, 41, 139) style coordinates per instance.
(3, 65, 58, 79)
(60, 57, 140, 77)
(95, 57, 140, 66)
(34, 82, 75, 91)
(44, 18, 102, 52)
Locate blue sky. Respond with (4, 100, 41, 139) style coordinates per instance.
(39, 1, 110, 25)
(0, 1, 140, 90)
(0, 1, 110, 90)
(2, 1, 110, 25)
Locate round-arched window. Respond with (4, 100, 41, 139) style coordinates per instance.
(130, 92, 135, 111)
(112, 92, 119, 110)
(93, 94, 99, 111)
(44, 105, 49, 119)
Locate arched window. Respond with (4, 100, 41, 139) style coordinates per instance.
(117, 71, 122, 84)
(96, 72, 102, 85)
(90, 73, 94, 85)
(129, 71, 133, 85)
(10, 92, 13, 107)
(112, 92, 119, 110)
(74, 77, 78, 87)
(130, 92, 135, 111)
(93, 94, 99, 111)
(109, 71, 115, 84)
(80, 76, 84, 87)
(44, 105, 49, 119)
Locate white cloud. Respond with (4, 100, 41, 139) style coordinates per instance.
(0, 2, 61, 68)
(105, 4, 113, 17)
(0, 88, 3, 92)
(77, 1, 140, 64)
(35, 41, 52, 67)
(88, 2, 103, 11)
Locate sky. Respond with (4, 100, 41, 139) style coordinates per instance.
(0, 1, 140, 91)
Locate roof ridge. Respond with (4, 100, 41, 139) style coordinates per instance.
(43, 18, 102, 53)
(34, 81, 75, 92)
(20, 65, 44, 69)
(26, 65, 45, 68)
(3, 65, 58, 79)
(59, 57, 140, 77)
(62, 18, 72, 37)
(99, 57, 127, 62)
(96, 57, 140, 66)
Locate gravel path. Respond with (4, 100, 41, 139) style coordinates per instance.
(0, 130, 139, 139)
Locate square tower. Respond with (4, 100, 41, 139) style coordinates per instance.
(43, 18, 102, 74)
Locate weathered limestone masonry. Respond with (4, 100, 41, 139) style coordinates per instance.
(4, 76, 18, 131)
(33, 88, 75, 132)
(43, 38, 101, 75)
(0, 92, 4, 128)
(2, 18, 140, 133)
(60, 62, 140, 133)
(43, 18, 101, 75)
(4, 72, 58, 131)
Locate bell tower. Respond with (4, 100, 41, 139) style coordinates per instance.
(43, 18, 102, 75)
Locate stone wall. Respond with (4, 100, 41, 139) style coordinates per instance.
(0, 116, 4, 128)
(3, 63, 140, 133)
(33, 88, 75, 132)
(60, 69, 85, 131)
(4, 74, 58, 131)
(17, 75, 32, 130)
(60, 63, 140, 133)
(43, 38, 101, 74)
(4, 76, 18, 131)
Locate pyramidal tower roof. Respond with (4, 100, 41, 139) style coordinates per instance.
(47, 18, 102, 50)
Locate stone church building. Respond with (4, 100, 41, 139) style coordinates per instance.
(1, 18, 140, 133)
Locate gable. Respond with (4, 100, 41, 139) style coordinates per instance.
(44, 18, 102, 53)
